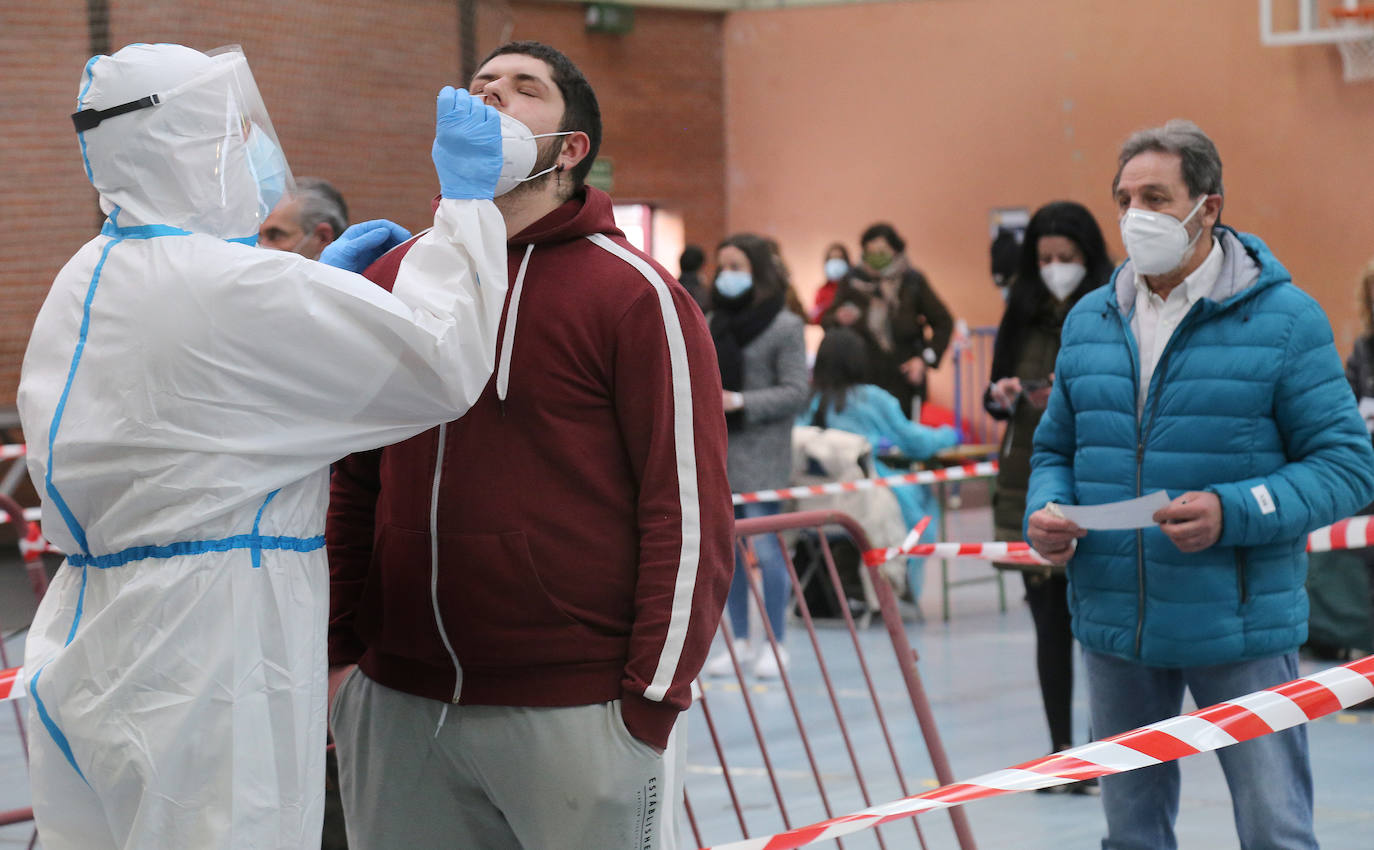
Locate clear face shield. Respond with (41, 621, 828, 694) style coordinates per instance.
(200, 45, 296, 223)
(71, 44, 295, 228)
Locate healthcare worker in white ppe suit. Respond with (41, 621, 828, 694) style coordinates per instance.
(17, 43, 509, 849)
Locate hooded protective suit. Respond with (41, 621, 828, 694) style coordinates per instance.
(18, 44, 507, 849)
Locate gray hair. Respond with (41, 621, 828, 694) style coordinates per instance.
(293, 177, 349, 241)
(1112, 119, 1224, 199)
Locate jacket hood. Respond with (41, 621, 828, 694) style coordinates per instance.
(1110, 226, 1291, 316)
(509, 186, 622, 246)
(77, 44, 279, 240)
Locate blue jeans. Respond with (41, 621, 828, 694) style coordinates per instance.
(726, 501, 790, 641)
(1084, 650, 1316, 850)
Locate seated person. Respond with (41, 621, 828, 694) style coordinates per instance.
(797, 327, 959, 602)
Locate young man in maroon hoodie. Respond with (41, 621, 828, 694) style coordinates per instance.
(325, 41, 734, 850)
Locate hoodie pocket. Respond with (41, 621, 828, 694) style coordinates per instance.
(353, 525, 452, 664)
(435, 529, 612, 668)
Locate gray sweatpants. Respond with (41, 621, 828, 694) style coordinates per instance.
(331, 669, 685, 850)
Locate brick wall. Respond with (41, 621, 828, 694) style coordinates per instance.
(0, 0, 727, 413)
(0, 2, 95, 418)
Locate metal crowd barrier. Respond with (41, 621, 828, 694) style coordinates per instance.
(949, 325, 1000, 446)
(685, 509, 977, 849)
(0, 493, 37, 843)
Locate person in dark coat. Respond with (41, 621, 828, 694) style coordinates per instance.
(678, 243, 711, 312)
(984, 201, 1112, 792)
(822, 222, 953, 416)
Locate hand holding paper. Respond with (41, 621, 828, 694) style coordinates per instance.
(1026, 505, 1086, 566)
(1031, 490, 1223, 560)
(1152, 490, 1223, 553)
(1049, 490, 1170, 531)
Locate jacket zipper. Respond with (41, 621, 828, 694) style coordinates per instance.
(1120, 302, 1149, 658)
(1235, 548, 1248, 605)
(1131, 302, 1198, 656)
(427, 423, 463, 703)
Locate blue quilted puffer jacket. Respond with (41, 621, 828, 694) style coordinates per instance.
(1026, 227, 1374, 667)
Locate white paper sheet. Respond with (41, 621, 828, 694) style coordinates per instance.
(1048, 490, 1171, 530)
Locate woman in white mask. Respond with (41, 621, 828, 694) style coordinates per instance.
(702, 233, 809, 680)
(983, 200, 1111, 790)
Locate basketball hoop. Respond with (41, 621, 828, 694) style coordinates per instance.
(1331, 5, 1374, 82)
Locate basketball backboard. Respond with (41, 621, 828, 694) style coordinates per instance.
(1260, 0, 1374, 46)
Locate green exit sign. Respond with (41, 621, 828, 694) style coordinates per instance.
(585, 3, 634, 35)
(586, 157, 613, 192)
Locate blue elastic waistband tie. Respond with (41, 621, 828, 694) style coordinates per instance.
(67, 533, 325, 570)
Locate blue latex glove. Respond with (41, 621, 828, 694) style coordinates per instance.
(318, 220, 412, 274)
(431, 86, 502, 200)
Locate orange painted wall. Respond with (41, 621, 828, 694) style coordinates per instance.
(724, 0, 1374, 406)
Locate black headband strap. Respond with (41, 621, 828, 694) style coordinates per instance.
(71, 94, 161, 133)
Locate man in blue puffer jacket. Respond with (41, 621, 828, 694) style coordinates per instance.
(1026, 119, 1374, 850)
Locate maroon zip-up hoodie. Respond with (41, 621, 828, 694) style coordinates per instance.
(327, 188, 733, 748)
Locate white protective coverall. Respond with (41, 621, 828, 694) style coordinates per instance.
(18, 44, 506, 849)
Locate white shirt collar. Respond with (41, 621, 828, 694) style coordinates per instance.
(1133, 236, 1223, 306)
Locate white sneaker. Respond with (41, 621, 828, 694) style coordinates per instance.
(752, 644, 789, 679)
(703, 638, 751, 678)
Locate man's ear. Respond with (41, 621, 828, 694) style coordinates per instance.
(1202, 194, 1224, 229)
(557, 131, 592, 174)
(315, 221, 337, 244)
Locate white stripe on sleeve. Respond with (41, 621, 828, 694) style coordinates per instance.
(586, 233, 701, 702)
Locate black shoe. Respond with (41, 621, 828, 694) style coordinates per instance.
(1069, 777, 1101, 796)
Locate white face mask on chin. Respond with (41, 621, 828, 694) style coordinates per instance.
(1119, 195, 1208, 276)
(1040, 262, 1086, 301)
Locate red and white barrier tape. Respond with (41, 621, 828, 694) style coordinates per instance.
(3, 494, 1371, 572)
(1307, 516, 1374, 552)
(17, 521, 52, 563)
(701, 654, 1374, 850)
(0, 445, 24, 462)
(0, 507, 42, 525)
(863, 539, 1051, 567)
(733, 461, 998, 506)
(0, 667, 24, 703)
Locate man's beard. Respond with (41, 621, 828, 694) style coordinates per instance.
(500, 136, 563, 204)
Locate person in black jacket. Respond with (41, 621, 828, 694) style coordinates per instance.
(984, 201, 1112, 790)
(822, 222, 953, 417)
(678, 243, 711, 312)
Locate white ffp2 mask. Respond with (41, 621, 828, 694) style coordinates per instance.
(1040, 262, 1086, 301)
(1119, 196, 1208, 276)
(494, 110, 574, 196)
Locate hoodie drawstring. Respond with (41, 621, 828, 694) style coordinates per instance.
(497, 244, 536, 416)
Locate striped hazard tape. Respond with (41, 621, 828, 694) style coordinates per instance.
(6, 512, 1372, 571)
(0, 667, 25, 703)
(701, 654, 1374, 850)
(1307, 515, 1374, 552)
(733, 461, 998, 506)
(863, 539, 1051, 568)
(17, 521, 51, 563)
(0, 507, 43, 525)
(0, 445, 24, 462)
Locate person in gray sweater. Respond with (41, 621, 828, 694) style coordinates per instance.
(704, 233, 809, 679)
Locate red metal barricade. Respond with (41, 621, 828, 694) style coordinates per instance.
(950, 325, 1001, 446)
(685, 509, 977, 849)
(0, 493, 38, 843)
